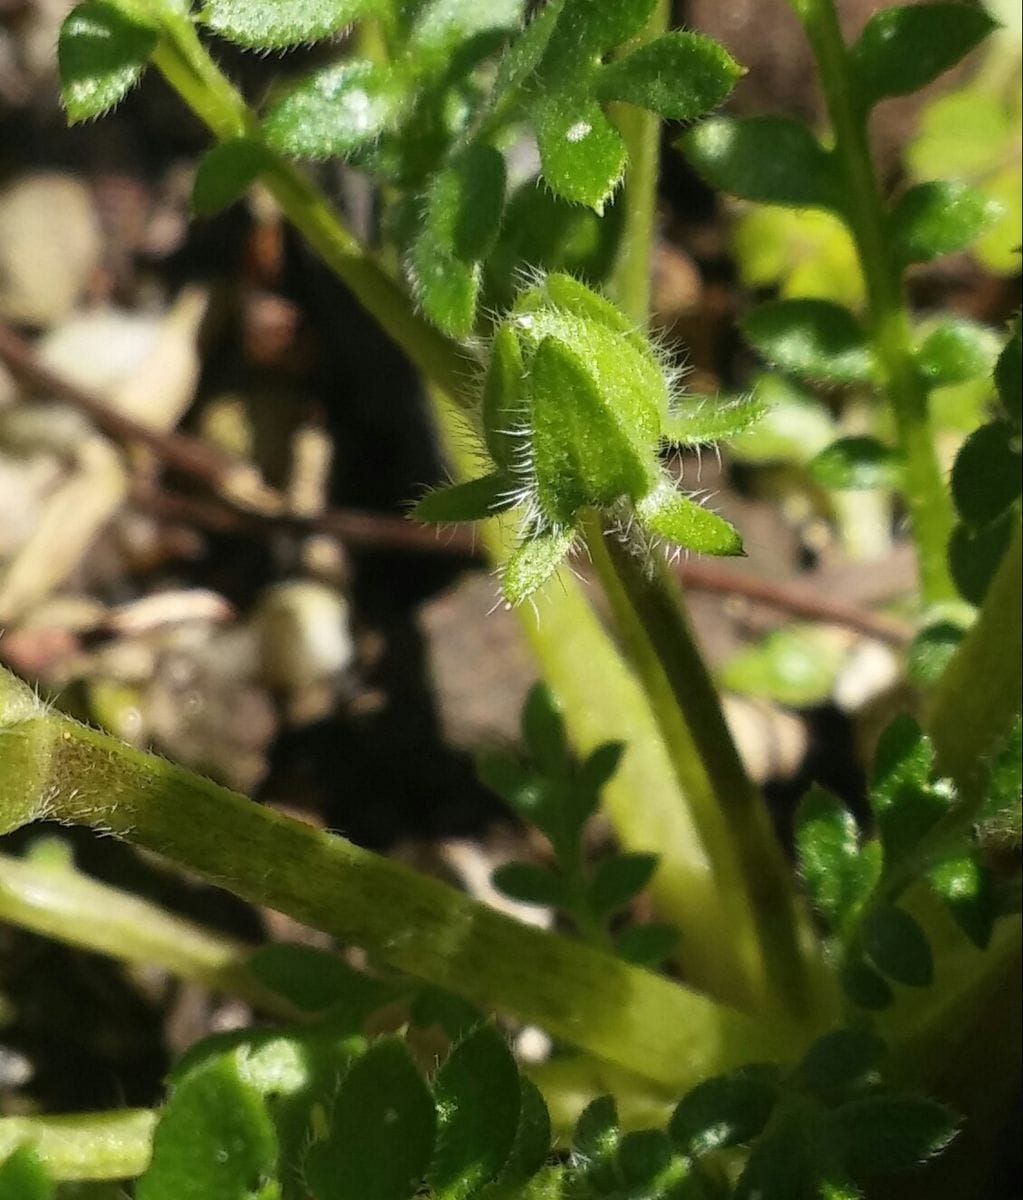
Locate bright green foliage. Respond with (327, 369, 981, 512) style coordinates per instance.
(0, 1147, 52, 1200)
(889, 180, 999, 265)
(721, 626, 850, 707)
(731, 205, 864, 308)
(480, 684, 677, 963)
(58, 1, 158, 123)
(263, 62, 408, 159)
(795, 707, 1018, 1006)
(741, 300, 873, 385)
(849, 4, 996, 107)
(201, 0, 374, 49)
(304, 1038, 435, 1200)
(948, 320, 1022, 603)
(809, 436, 899, 490)
(907, 85, 1022, 273)
(416, 274, 744, 602)
(682, 116, 843, 212)
(192, 139, 275, 215)
(663, 394, 767, 447)
(137, 1055, 278, 1200)
(916, 319, 1000, 389)
(428, 1025, 522, 1199)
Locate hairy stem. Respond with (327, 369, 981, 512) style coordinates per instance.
(0, 668, 802, 1090)
(790, 0, 956, 604)
(0, 1110, 156, 1181)
(145, 6, 827, 1020)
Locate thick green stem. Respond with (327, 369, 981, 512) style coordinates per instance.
(0, 849, 297, 1018)
(790, 0, 956, 604)
(0, 668, 802, 1090)
(0, 1110, 155, 1181)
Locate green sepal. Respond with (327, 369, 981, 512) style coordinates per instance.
(428, 1025, 521, 1199)
(742, 300, 873, 385)
(137, 1054, 278, 1200)
(927, 855, 996, 949)
(58, 1, 158, 124)
(0, 1147, 52, 1200)
(263, 61, 407, 159)
(664, 394, 767, 446)
(861, 903, 933, 988)
(890, 180, 999, 265)
(795, 786, 878, 929)
(637, 484, 744, 556)
(303, 1038, 436, 1200)
(482, 323, 527, 474)
(533, 90, 626, 211)
(808, 436, 900, 490)
(916, 319, 1000, 389)
(414, 473, 517, 523)
(594, 31, 742, 120)
(850, 4, 996, 108)
(682, 116, 844, 213)
(502, 528, 577, 604)
(201, 0, 373, 50)
(530, 337, 655, 521)
(192, 138, 274, 215)
(951, 420, 1021, 528)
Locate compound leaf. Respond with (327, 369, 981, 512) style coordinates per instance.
(951, 420, 1021, 528)
(796, 786, 878, 928)
(58, 1, 158, 123)
(850, 4, 996, 107)
(949, 511, 1014, 604)
(927, 855, 996, 949)
(870, 715, 951, 869)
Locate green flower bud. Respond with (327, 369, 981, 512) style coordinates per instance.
(414, 273, 746, 604)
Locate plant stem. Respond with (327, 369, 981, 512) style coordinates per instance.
(150, 11, 471, 405)
(0, 668, 802, 1090)
(0, 849, 297, 1018)
(146, 7, 827, 1020)
(601, 0, 824, 1023)
(790, 0, 956, 604)
(0, 1110, 155, 1181)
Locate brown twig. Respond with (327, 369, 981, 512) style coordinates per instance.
(1, 319, 913, 643)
